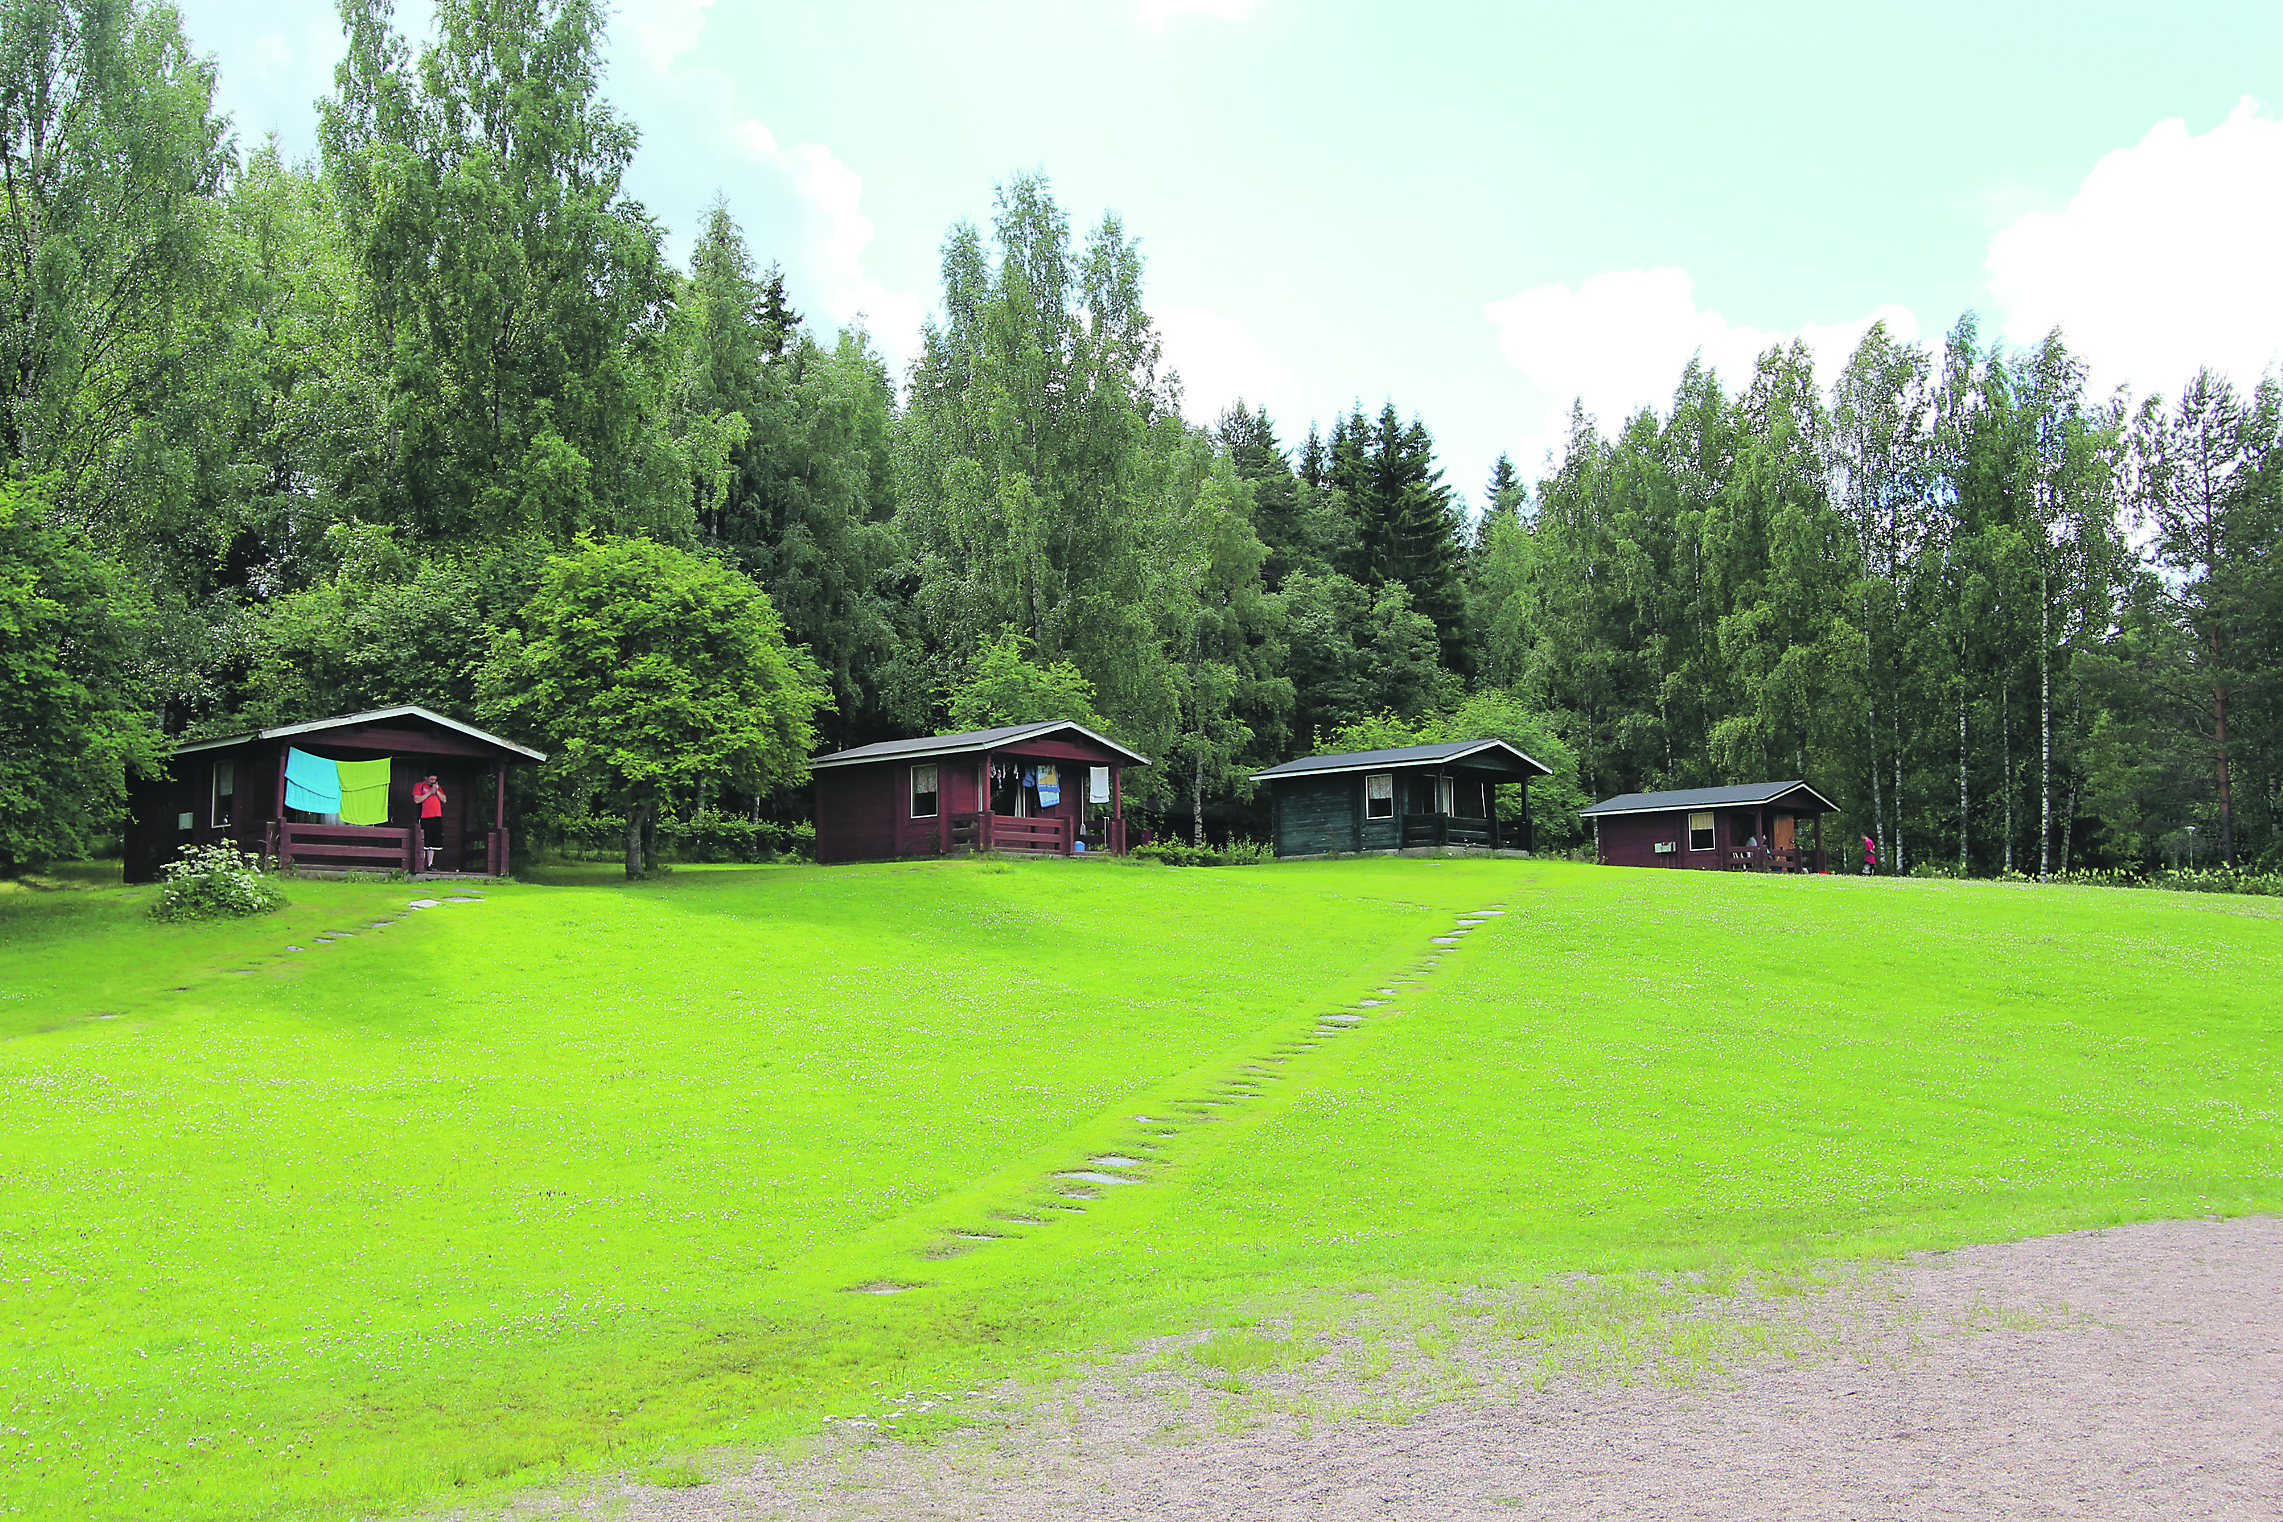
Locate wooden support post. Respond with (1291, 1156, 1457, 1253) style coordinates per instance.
(1522, 776, 1534, 854)
(272, 743, 294, 872)
(1111, 765, 1123, 854)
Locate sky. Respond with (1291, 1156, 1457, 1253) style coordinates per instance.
(182, 0, 2283, 510)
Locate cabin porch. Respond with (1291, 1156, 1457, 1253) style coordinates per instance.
(1719, 807, 1826, 873)
(947, 810, 1130, 856)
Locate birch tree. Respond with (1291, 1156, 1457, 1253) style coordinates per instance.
(1829, 321, 1933, 872)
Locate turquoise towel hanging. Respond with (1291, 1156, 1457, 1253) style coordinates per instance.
(284, 747, 342, 813)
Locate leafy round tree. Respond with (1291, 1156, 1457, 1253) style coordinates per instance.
(0, 481, 162, 876)
(500, 536, 830, 877)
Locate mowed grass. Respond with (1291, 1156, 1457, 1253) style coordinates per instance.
(0, 857, 2276, 1519)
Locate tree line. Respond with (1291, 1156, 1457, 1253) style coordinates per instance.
(2, 0, 2276, 875)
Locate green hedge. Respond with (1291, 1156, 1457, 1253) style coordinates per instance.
(1908, 861, 2283, 896)
(539, 814, 815, 864)
(1127, 838, 1274, 868)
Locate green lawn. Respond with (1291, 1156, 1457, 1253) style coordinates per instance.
(0, 857, 2275, 1519)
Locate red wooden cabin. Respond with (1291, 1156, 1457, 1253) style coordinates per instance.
(810, 722, 1150, 865)
(1579, 781, 1839, 873)
(124, 706, 546, 883)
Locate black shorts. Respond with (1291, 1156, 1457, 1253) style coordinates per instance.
(422, 815, 442, 848)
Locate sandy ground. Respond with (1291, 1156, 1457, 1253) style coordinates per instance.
(538, 1216, 2282, 1521)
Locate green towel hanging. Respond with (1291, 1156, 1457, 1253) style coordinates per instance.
(337, 758, 393, 826)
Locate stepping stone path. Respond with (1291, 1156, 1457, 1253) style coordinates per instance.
(874, 905, 1500, 1289)
(408, 899, 441, 910)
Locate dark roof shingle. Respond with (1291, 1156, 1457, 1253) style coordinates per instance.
(1250, 739, 1550, 781)
(810, 721, 1150, 770)
(1578, 780, 1840, 816)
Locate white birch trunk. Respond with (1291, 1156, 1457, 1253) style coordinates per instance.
(2001, 674, 2014, 876)
(1864, 590, 1884, 869)
(1957, 677, 1969, 873)
(1892, 671, 1906, 876)
(2038, 574, 2051, 881)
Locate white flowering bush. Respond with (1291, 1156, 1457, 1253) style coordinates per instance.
(150, 843, 288, 922)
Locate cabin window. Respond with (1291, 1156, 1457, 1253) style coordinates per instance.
(1364, 773, 1394, 820)
(211, 760, 235, 827)
(910, 763, 939, 819)
(1688, 811, 1713, 851)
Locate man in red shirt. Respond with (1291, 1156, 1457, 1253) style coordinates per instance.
(413, 775, 447, 871)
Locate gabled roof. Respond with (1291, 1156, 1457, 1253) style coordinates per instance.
(1249, 738, 1552, 782)
(170, 705, 548, 763)
(810, 721, 1151, 770)
(1578, 780, 1840, 817)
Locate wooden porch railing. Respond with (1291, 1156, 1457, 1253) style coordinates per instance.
(949, 811, 1092, 855)
(1399, 812, 1499, 849)
(261, 821, 514, 875)
(1724, 846, 1826, 874)
(265, 820, 419, 874)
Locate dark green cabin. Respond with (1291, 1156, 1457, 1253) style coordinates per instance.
(1250, 740, 1553, 858)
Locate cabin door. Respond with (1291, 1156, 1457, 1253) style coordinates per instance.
(1772, 816, 1795, 851)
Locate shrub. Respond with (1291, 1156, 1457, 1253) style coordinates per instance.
(1129, 837, 1274, 868)
(1904, 861, 2283, 897)
(536, 813, 815, 864)
(150, 843, 288, 922)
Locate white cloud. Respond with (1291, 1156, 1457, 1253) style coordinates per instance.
(1483, 267, 1916, 470)
(1154, 303, 1293, 423)
(619, 0, 716, 73)
(617, 1, 924, 370)
(1986, 96, 2283, 403)
(1135, 0, 1269, 22)
(720, 122, 925, 367)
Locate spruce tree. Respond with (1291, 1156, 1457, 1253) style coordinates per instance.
(758, 264, 801, 359)
(1217, 401, 1301, 587)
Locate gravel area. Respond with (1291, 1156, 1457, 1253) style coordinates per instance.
(539, 1216, 2282, 1521)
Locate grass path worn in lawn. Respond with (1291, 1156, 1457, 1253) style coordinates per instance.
(1, 857, 2277, 1520)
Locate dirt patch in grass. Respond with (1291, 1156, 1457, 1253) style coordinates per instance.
(556, 1215, 2281, 1520)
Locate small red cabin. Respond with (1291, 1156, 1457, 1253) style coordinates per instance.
(124, 706, 546, 883)
(810, 722, 1150, 865)
(1579, 781, 1839, 873)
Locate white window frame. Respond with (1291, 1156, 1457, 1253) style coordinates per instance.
(1688, 811, 1714, 851)
(910, 762, 939, 819)
(1364, 772, 1395, 820)
(212, 759, 235, 827)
